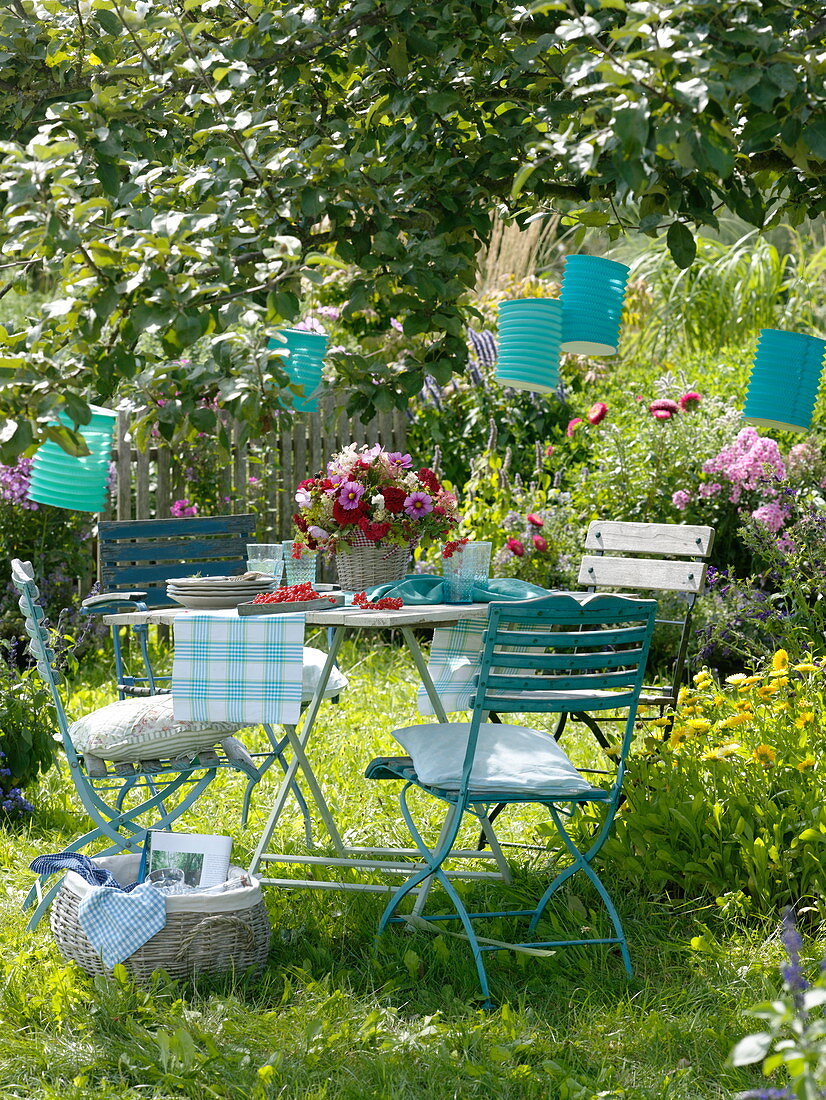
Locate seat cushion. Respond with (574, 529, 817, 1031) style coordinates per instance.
(302, 647, 348, 699)
(70, 695, 243, 763)
(391, 722, 594, 797)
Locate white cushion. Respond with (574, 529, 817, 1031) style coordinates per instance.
(71, 648, 348, 763)
(391, 721, 593, 797)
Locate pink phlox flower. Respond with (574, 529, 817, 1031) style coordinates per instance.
(316, 305, 341, 321)
(248, 476, 259, 485)
(648, 398, 679, 419)
(171, 498, 198, 517)
(703, 427, 786, 493)
(751, 502, 789, 533)
(672, 490, 691, 510)
(566, 418, 583, 437)
(338, 481, 366, 509)
(404, 491, 433, 518)
(507, 538, 525, 557)
(587, 402, 608, 425)
(387, 451, 413, 470)
(679, 391, 702, 410)
(698, 482, 721, 499)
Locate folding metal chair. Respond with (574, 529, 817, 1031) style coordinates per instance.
(12, 558, 291, 929)
(82, 513, 257, 698)
(365, 592, 657, 1007)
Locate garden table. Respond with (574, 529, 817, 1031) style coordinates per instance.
(101, 603, 512, 897)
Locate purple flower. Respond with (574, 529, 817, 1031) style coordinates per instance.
(170, 498, 198, 517)
(403, 491, 433, 518)
(338, 481, 365, 509)
(308, 525, 329, 540)
(672, 490, 691, 510)
(387, 452, 413, 470)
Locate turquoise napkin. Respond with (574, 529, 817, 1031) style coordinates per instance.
(366, 573, 551, 605)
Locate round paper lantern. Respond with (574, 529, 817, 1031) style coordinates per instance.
(29, 405, 116, 512)
(743, 329, 826, 432)
(560, 255, 630, 356)
(495, 299, 562, 393)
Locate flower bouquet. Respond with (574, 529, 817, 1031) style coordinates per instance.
(292, 444, 462, 588)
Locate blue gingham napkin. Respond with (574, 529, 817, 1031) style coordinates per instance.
(172, 609, 305, 725)
(77, 882, 167, 968)
(416, 617, 488, 715)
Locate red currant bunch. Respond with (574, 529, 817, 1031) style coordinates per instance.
(352, 591, 404, 611)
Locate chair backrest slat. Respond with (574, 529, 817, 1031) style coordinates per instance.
(578, 555, 707, 593)
(98, 514, 258, 607)
(583, 520, 714, 556)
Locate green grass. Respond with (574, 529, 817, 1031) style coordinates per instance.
(0, 635, 808, 1099)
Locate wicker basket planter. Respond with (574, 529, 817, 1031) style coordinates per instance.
(50, 854, 270, 983)
(335, 532, 416, 591)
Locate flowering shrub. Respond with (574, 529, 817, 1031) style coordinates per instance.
(292, 443, 462, 554)
(591, 652, 826, 915)
(0, 639, 58, 813)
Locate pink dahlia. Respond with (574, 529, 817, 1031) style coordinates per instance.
(507, 538, 525, 557)
(649, 398, 679, 420)
(679, 391, 702, 411)
(587, 401, 608, 425)
(566, 418, 583, 437)
(532, 534, 548, 552)
(527, 513, 544, 528)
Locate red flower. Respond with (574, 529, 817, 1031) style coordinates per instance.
(545, 444, 554, 458)
(527, 513, 544, 528)
(417, 467, 441, 494)
(648, 398, 679, 420)
(382, 486, 407, 514)
(332, 499, 365, 526)
(679, 391, 702, 411)
(358, 516, 392, 541)
(293, 512, 309, 533)
(566, 418, 583, 437)
(507, 538, 525, 557)
(297, 478, 316, 490)
(532, 534, 548, 552)
(587, 401, 608, 425)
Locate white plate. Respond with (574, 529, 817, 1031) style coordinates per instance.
(168, 573, 273, 588)
(167, 584, 275, 595)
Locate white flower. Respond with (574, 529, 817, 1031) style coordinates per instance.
(371, 494, 384, 507)
(295, 488, 312, 507)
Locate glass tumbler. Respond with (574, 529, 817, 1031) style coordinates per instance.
(246, 543, 284, 582)
(283, 541, 318, 586)
(443, 541, 492, 603)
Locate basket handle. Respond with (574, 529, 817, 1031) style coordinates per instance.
(174, 913, 256, 959)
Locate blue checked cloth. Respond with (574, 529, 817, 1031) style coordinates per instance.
(30, 852, 140, 890)
(172, 609, 305, 725)
(78, 883, 167, 968)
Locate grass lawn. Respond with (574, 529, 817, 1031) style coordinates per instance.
(0, 631, 806, 1099)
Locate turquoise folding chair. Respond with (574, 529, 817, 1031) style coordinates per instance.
(365, 592, 657, 1007)
(12, 558, 273, 930)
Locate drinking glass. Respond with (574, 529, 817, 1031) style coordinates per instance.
(283, 541, 318, 585)
(443, 541, 492, 603)
(246, 543, 284, 582)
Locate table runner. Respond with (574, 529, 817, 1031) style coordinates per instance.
(172, 609, 305, 725)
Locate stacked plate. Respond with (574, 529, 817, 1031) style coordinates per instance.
(167, 574, 279, 610)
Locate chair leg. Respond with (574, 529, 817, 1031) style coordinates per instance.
(378, 790, 494, 1007)
(529, 803, 631, 975)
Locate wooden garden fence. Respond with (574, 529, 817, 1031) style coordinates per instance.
(107, 394, 408, 539)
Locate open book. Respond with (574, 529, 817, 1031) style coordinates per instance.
(140, 831, 232, 889)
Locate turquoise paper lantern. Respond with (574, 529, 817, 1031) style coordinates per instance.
(495, 299, 562, 393)
(29, 405, 116, 512)
(270, 329, 329, 412)
(743, 329, 826, 433)
(559, 255, 630, 356)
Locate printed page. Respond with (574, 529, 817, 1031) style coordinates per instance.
(145, 831, 232, 888)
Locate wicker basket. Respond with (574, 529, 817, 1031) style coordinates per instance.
(335, 532, 416, 591)
(50, 854, 270, 983)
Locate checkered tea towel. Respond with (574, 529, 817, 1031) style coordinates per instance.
(416, 618, 488, 715)
(30, 852, 139, 890)
(172, 610, 305, 725)
(78, 882, 167, 968)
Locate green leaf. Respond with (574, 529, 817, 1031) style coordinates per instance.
(666, 222, 696, 269)
(803, 117, 826, 160)
(730, 1031, 773, 1066)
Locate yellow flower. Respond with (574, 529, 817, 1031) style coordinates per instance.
(713, 694, 727, 706)
(772, 649, 789, 672)
(793, 663, 820, 673)
(677, 687, 697, 706)
(702, 742, 741, 761)
(720, 713, 752, 729)
(768, 674, 790, 687)
(738, 676, 763, 691)
(669, 727, 691, 749)
(775, 701, 789, 711)
(752, 744, 777, 766)
(756, 685, 775, 699)
(725, 673, 748, 685)
(693, 669, 713, 686)
(735, 699, 753, 712)
(687, 719, 712, 733)
(795, 712, 814, 728)
(797, 755, 816, 771)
